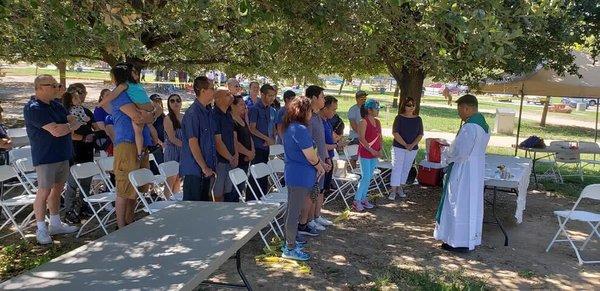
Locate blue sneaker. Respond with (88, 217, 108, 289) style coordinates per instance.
(281, 246, 310, 261)
(281, 241, 306, 252)
(298, 224, 319, 237)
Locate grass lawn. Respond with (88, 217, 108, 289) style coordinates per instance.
(3, 67, 110, 80)
(331, 93, 598, 142)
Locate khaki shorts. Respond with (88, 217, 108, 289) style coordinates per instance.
(35, 161, 69, 189)
(114, 143, 149, 199)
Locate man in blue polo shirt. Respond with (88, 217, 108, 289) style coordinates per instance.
(248, 84, 276, 199)
(180, 76, 217, 201)
(244, 81, 260, 108)
(213, 89, 238, 202)
(275, 90, 296, 142)
(24, 74, 82, 245)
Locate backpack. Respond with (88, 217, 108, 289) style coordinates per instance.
(519, 135, 546, 149)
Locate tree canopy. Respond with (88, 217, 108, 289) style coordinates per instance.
(1, 0, 599, 108)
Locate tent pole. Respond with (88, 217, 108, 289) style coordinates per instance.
(514, 87, 525, 156)
(595, 98, 599, 161)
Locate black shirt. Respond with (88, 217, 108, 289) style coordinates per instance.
(234, 118, 252, 161)
(72, 107, 95, 163)
(153, 114, 166, 143)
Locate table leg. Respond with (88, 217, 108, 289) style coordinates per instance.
(200, 250, 252, 290)
(492, 187, 509, 246)
(532, 152, 539, 188)
(236, 250, 253, 291)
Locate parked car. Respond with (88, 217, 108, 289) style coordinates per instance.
(491, 94, 514, 102)
(525, 96, 549, 104)
(561, 97, 596, 108)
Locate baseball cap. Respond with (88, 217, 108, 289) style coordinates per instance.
(364, 99, 380, 110)
(355, 90, 368, 98)
(455, 94, 478, 107)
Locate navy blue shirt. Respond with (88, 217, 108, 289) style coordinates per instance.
(110, 92, 152, 147)
(274, 107, 286, 126)
(248, 100, 272, 151)
(323, 118, 335, 158)
(153, 114, 166, 143)
(24, 98, 73, 166)
(180, 99, 217, 176)
(213, 107, 235, 163)
(392, 115, 423, 150)
(93, 107, 109, 126)
(284, 123, 317, 188)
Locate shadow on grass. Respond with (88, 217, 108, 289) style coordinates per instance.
(371, 265, 488, 290)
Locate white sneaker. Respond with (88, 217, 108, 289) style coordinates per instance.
(388, 192, 396, 200)
(315, 216, 333, 226)
(36, 228, 53, 245)
(308, 220, 326, 231)
(49, 222, 79, 235)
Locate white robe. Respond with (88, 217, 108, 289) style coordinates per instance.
(434, 123, 490, 250)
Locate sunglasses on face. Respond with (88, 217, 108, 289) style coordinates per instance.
(406, 104, 415, 108)
(170, 98, 182, 103)
(40, 83, 63, 89)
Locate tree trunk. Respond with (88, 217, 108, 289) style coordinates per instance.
(397, 66, 426, 114)
(338, 79, 345, 96)
(57, 61, 67, 88)
(392, 84, 400, 108)
(357, 79, 363, 91)
(540, 96, 550, 127)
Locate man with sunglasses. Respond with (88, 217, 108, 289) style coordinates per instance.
(24, 74, 83, 244)
(149, 94, 166, 174)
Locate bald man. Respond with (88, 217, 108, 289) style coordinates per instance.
(24, 75, 82, 244)
(212, 89, 238, 202)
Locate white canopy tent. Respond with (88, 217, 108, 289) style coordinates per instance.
(478, 51, 600, 154)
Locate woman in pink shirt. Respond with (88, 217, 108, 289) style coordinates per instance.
(353, 99, 382, 212)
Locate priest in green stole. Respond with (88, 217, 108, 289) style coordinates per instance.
(434, 94, 490, 252)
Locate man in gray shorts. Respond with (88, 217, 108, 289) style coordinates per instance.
(24, 75, 82, 244)
(212, 89, 238, 202)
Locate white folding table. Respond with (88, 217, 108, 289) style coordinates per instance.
(0, 201, 279, 291)
(484, 154, 533, 245)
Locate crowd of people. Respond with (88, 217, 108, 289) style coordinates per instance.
(20, 62, 488, 259)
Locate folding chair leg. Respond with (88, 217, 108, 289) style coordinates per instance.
(1, 205, 26, 239)
(259, 230, 271, 251)
(546, 217, 566, 252)
(580, 221, 600, 250)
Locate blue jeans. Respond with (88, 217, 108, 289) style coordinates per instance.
(355, 157, 378, 202)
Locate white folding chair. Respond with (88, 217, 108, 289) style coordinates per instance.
(578, 141, 600, 170)
(343, 144, 386, 196)
(229, 168, 281, 250)
(70, 162, 116, 237)
(325, 159, 360, 209)
(158, 161, 183, 201)
(95, 156, 116, 193)
(249, 163, 287, 204)
(546, 184, 600, 265)
(128, 168, 176, 214)
(0, 165, 36, 239)
(249, 163, 287, 235)
(14, 158, 38, 193)
(549, 141, 582, 182)
(267, 158, 286, 193)
(269, 144, 284, 160)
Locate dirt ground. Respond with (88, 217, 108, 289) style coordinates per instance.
(0, 76, 599, 290)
